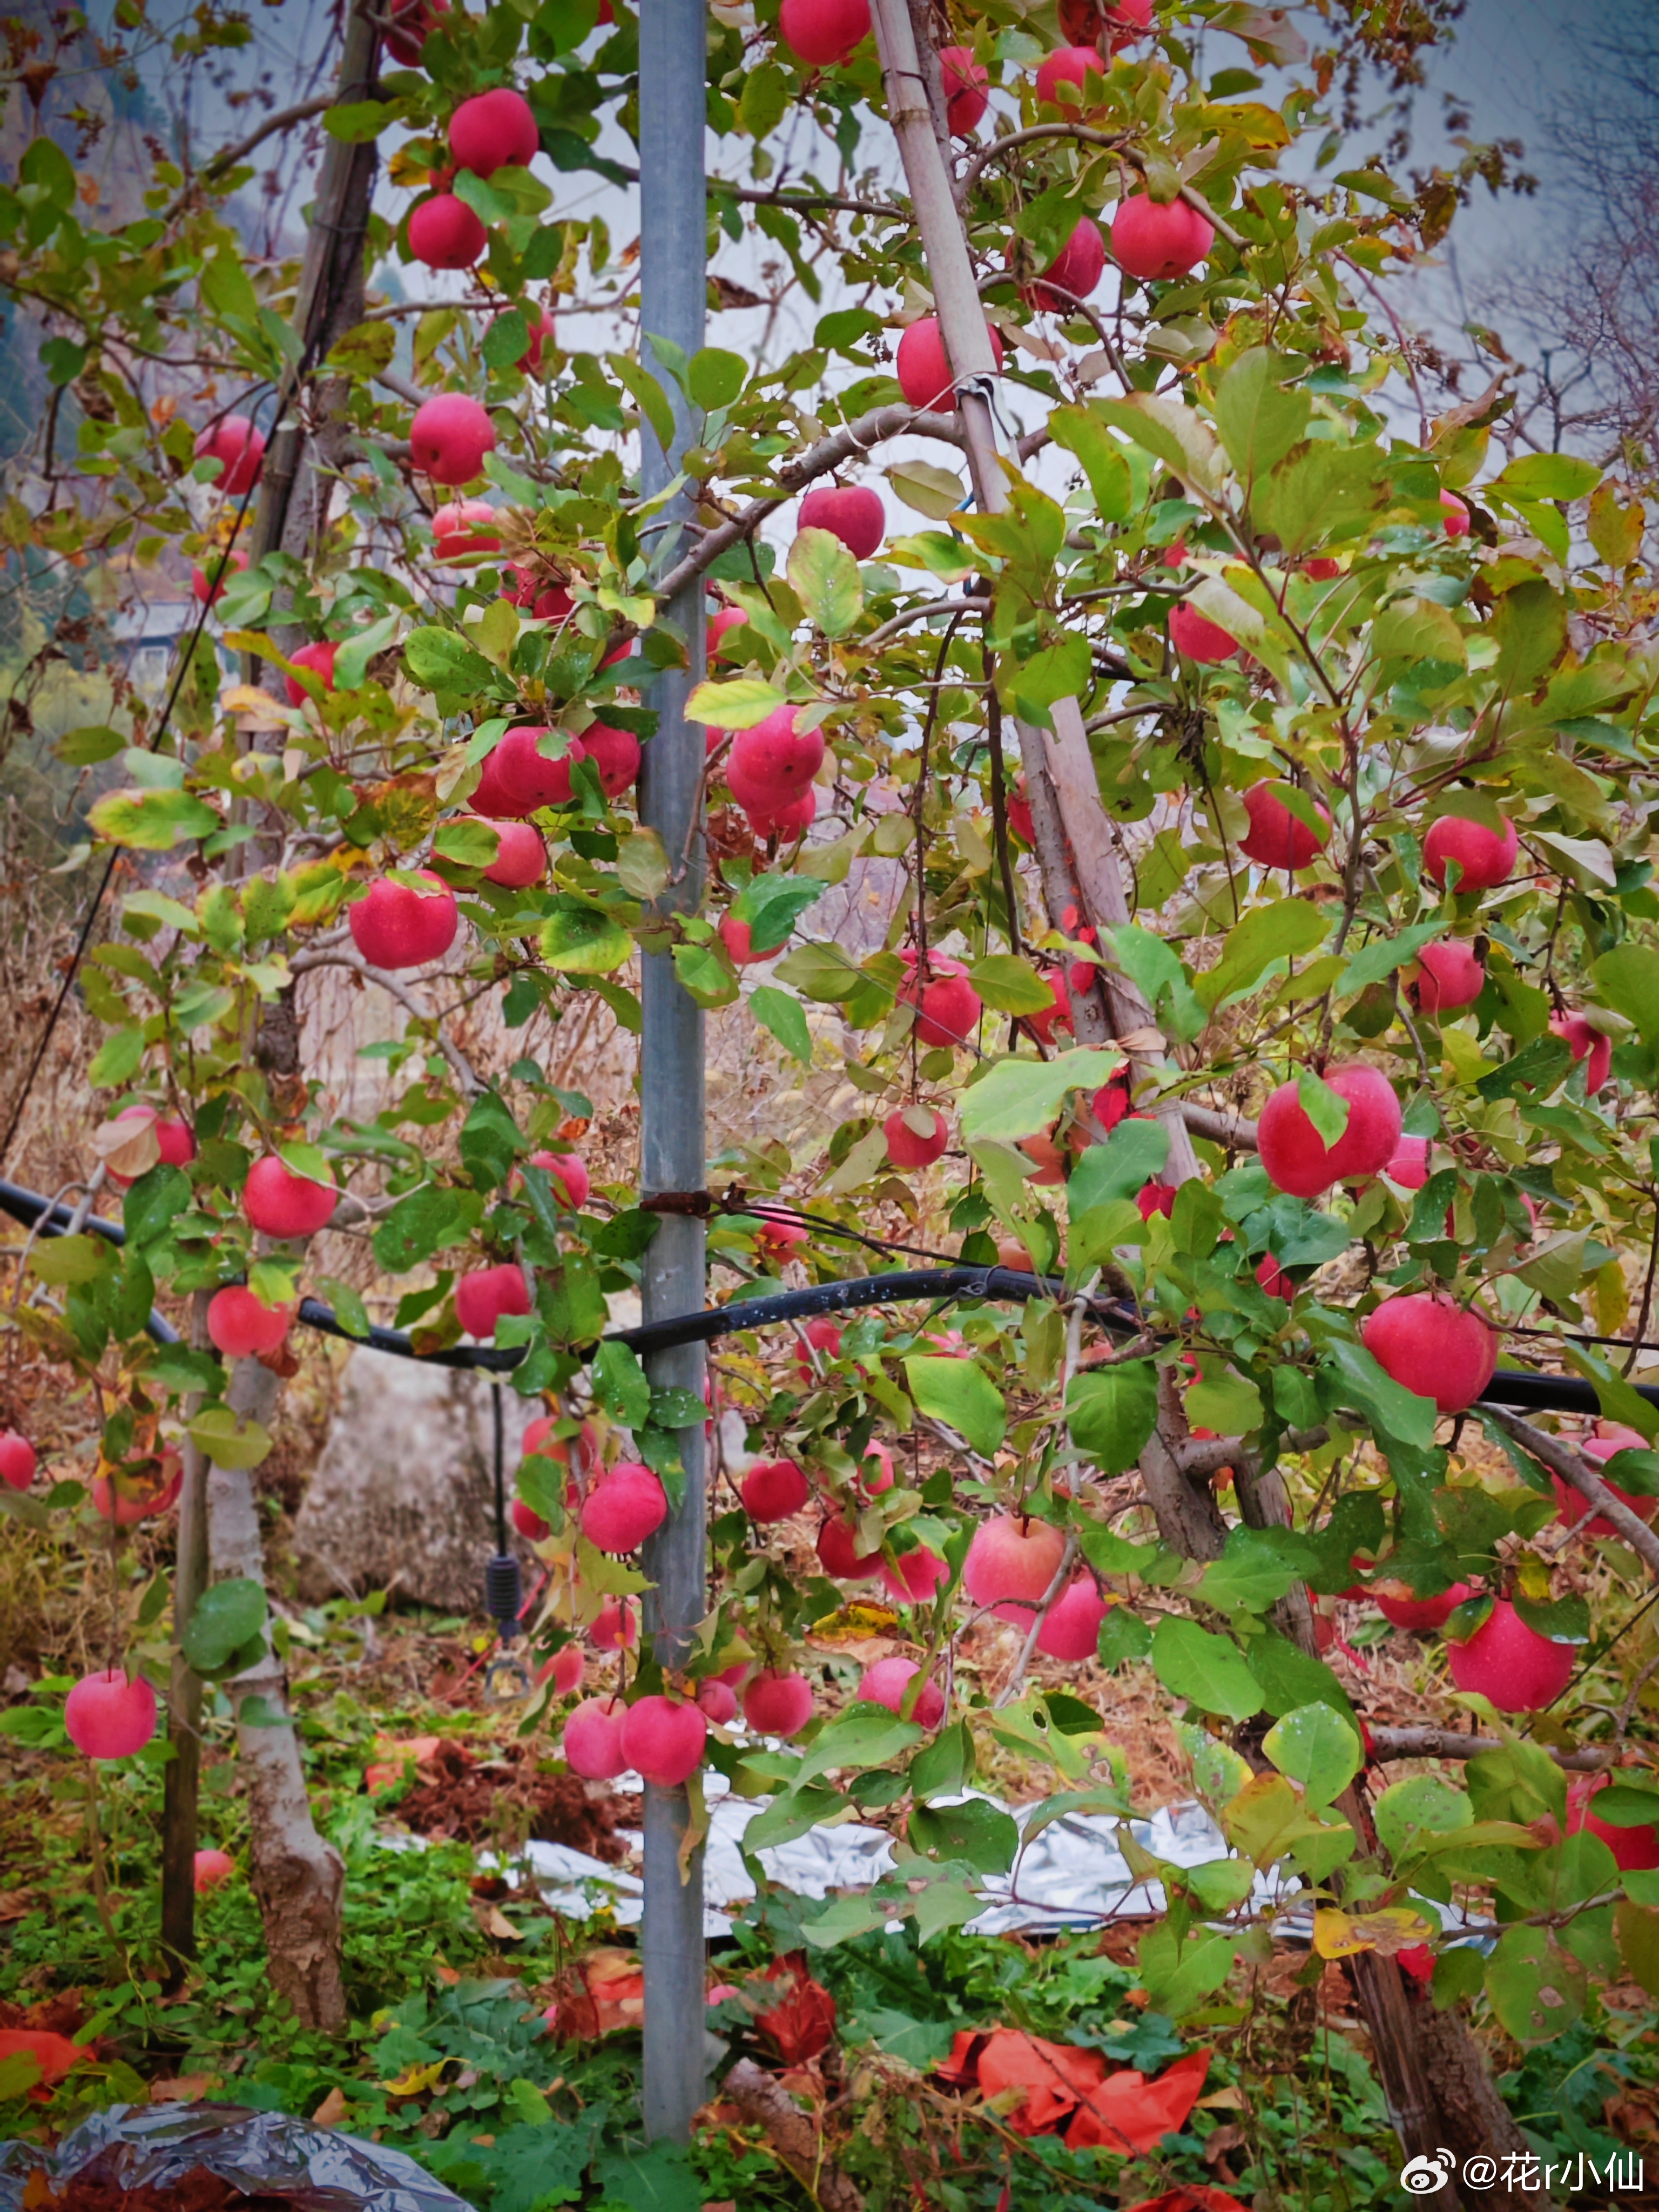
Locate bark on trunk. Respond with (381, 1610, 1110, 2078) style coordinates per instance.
(160, 1297, 213, 1979)
(208, 1351, 346, 2032)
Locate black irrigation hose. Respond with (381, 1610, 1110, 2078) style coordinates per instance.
(1, 1174, 1653, 1419)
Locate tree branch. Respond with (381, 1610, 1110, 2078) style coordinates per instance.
(1367, 1725, 1613, 1773)
(1482, 1404, 1659, 1579)
(289, 947, 483, 1096)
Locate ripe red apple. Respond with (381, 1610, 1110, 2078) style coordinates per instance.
(857, 1656, 945, 1729)
(1440, 489, 1470, 537)
(697, 1678, 738, 1724)
(1552, 1013, 1611, 1095)
(897, 954, 983, 1050)
(964, 1515, 1067, 1624)
(564, 1694, 628, 1778)
(996, 1235, 1036, 1272)
(1362, 1293, 1496, 1413)
(65, 1669, 157, 1760)
(1567, 1773, 1659, 1871)
(539, 1643, 584, 1697)
(1034, 1575, 1108, 1660)
(1387, 1135, 1431, 1189)
(817, 1512, 882, 1580)
(727, 706, 825, 810)
(1374, 1580, 1476, 1631)
(409, 192, 488, 271)
(1035, 45, 1106, 107)
(778, 0, 869, 66)
(1239, 784, 1331, 870)
(885, 1105, 949, 1168)
(194, 415, 265, 496)
(741, 1458, 810, 1521)
(1169, 599, 1239, 663)
(1253, 1252, 1292, 1300)
(568, 722, 641, 799)
(1553, 1425, 1658, 1537)
(207, 1286, 294, 1360)
(745, 788, 817, 840)
(526, 1148, 589, 1209)
(1257, 1062, 1402, 1197)
(449, 87, 539, 177)
(1029, 217, 1107, 309)
(619, 1695, 707, 1786)
(707, 605, 749, 660)
(283, 639, 336, 709)
(192, 549, 247, 604)
(881, 1545, 948, 1604)
(511, 1497, 550, 1541)
(1305, 556, 1343, 580)
(1059, 0, 1151, 45)
(718, 914, 770, 966)
(1022, 970, 1072, 1048)
(1407, 939, 1486, 1015)
(0, 1432, 36, 1491)
(1447, 1597, 1574, 1712)
(408, 392, 496, 484)
(193, 1847, 235, 1891)
(895, 315, 1004, 412)
(1021, 1129, 1067, 1186)
(472, 726, 566, 817)
(860, 1441, 895, 1494)
(455, 815, 545, 887)
(592, 1596, 638, 1651)
(939, 44, 989, 133)
(754, 1215, 810, 1265)
(431, 500, 500, 560)
(103, 1103, 196, 1190)
(455, 1262, 531, 1339)
(793, 1315, 843, 1381)
(243, 1156, 337, 1238)
(744, 1670, 814, 1737)
(385, 0, 448, 64)
(93, 1448, 183, 1525)
(1111, 192, 1214, 281)
(798, 483, 885, 558)
(581, 1462, 668, 1553)
(1421, 812, 1518, 892)
(348, 871, 458, 969)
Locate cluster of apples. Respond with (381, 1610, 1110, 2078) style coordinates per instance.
(407, 86, 541, 272)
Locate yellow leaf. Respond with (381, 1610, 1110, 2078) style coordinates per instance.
(1313, 1905, 1434, 1959)
(378, 2060, 449, 2099)
(219, 683, 288, 719)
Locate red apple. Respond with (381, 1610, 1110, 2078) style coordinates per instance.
(745, 788, 817, 840)
(192, 549, 247, 604)
(1374, 1580, 1476, 1631)
(449, 87, 539, 177)
(885, 1105, 949, 1168)
(511, 1497, 550, 1541)
(1567, 1773, 1659, 1871)
(1407, 939, 1486, 1015)
(939, 44, 989, 133)
(1029, 217, 1107, 309)
(1552, 1424, 1658, 1537)
(0, 1433, 36, 1491)
(1169, 599, 1238, 663)
(1035, 45, 1107, 107)
(207, 1286, 294, 1360)
(707, 605, 749, 660)
(963, 1515, 1066, 1624)
(523, 1410, 598, 1473)
(1387, 1136, 1431, 1189)
(564, 1694, 628, 1778)
(897, 954, 983, 1050)
(1023, 970, 1073, 1048)
(409, 392, 496, 483)
(754, 1215, 810, 1264)
(857, 1656, 945, 1728)
(244, 1156, 336, 1238)
(431, 500, 500, 559)
(1305, 556, 1343, 580)
(860, 1441, 895, 1494)
(348, 872, 458, 969)
(697, 1678, 738, 1724)
(581, 1462, 667, 1553)
(1440, 490, 1470, 537)
(193, 1847, 235, 1891)
(385, 0, 448, 64)
(778, 0, 869, 66)
(65, 1669, 157, 1760)
(996, 1235, 1036, 1272)
(798, 483, 885, 558)
(408, 193, 488, 271)
(718, 914, 769, 966)
(1111, 192, 1214, 281)
(1257, 1062, 1401, 1197)
(743, 1670, 814, 1737)
(741, 1458, 810, 1521)
(1421, 813, 1518, 893)
(1239, 784, 1331, 871)
(472, 726, 568, 817)
(895, 315, 1004, 412)
(1362, 1293, 1496, 1413)
(727, 706, 825, 809)
(592, 1596, 638, 1651)
(619, 1695, 707, 1786)
(1552, 1013, 1611, 1095)
(93, 1447, 183, 1525)
(1447, 1597, 1574, 1712)
(1060, 0, 1152, 45)
(1255, 1252, 1292, 1299)
(881, 1544, 948, 1604)
(1037, 1575, 1108, 1659)
(456, 815, 545, 887)
(526, 1148, 589, 1209)
(103, 1103, 195, 1190)
(569, 722, 641, 799)
(817, 1512, 882, 1580)
(539, 1643, 584, 1696)
(793, 1315, 842, 1380)
(194, 415, 265, 497)
(1021, 1129, 1067, 1186)
(283, 639, 336, 709)
(455, 1262, 531, 1339)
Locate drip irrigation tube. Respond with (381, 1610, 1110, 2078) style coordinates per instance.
(0, 1174, 1650, 1420)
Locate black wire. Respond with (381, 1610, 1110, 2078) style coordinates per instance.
(491, 1381, 507, 1555)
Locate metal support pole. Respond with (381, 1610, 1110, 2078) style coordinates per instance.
(637, 0, 709, 2146)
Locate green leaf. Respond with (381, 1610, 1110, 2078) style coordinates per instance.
(30, 1235, 112, 1286)
(1098, 1605, 1152, 1664)
(1485, 1925, 1586, 2045)
(539, 896, 634, 973)
(968, 954, 1059, 1016)
(482, 308, 530, 370)
(459, 1091, 521, 1190)
(1065, 1361, 1159, 1473)
(1494, 452, 1601, 503)
(403, 625, 500, 696)
(1296, 1069, 1350, 1147)
(1244, 1628, 1354, 1722)
(1336, 920, 1445, 996)
(748, 985, 813, 1064)
(957, 1048, 1127, 1144)
(907, 1796, 1019, 1875)
(884, 458, 967, 519)
(1594, 945, 1659, 1055)
(1318, 1335, 1438, 1449)
(89, 788, 219, 851)
(1196, 899, 1327, 1010)
(591, 2141, 701, 2212)
(787, 527, 864, 637)
(87, 1028, 146, 1088)
(1102, 923, 1204, 1042)
(180, 1576, 267, 1674)
(671, 940, 739, 1009)
(795, 1707, 925, 1788)
(1262, 1702, 1361, 1807)
(325, 319, 397, 376)
(729, 871, 825, 952)
(1197, 1523, 1314, 1615)
(187, 1404, 273, 1471)
(1374, 1773, 1473, 1859)
(606, 351, 677, 453)
(1150, 1617, 1263, 1721)
(845, 2008, 958, 2069)
(688, 347, 746, 409)
(684, 677, 788, 730)
(1067, 1117, 1170, 1210)
(593, 1338, 652, 1427)
(1011, 631, 1091, 712)
(1214, 348, 1312, 483)
(323, 97, 397, 142)
(903, 1354, 1005, 1456)
(1048, 404, 1134, 521)
(1251, 440, 1390, 556)
(55, 724, 126, 766)
(1091, 390, 1223, 497)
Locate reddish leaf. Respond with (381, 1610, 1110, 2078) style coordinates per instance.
(1067, 2046, 1212, 2152)
(754, 1952, 837, 2065)
(940, 2026, 1210, 2155)
(974, 2029, 1107, 2135)
(1122, 2190, 1248, 2212)
(0, 2028, 87, 2094)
